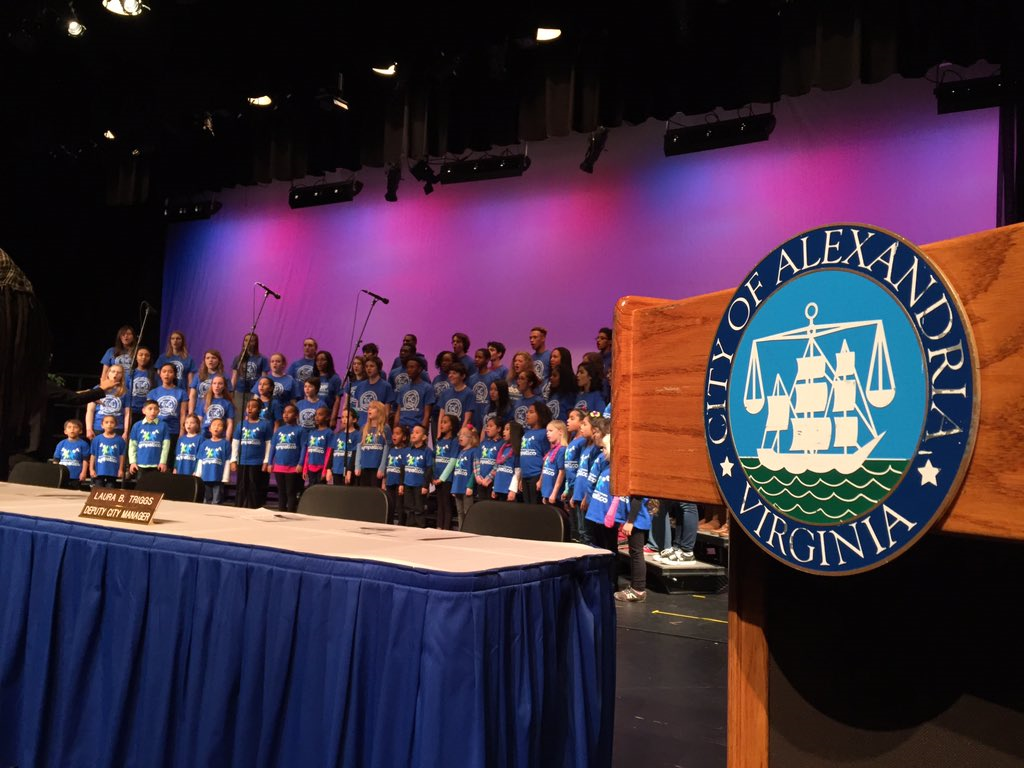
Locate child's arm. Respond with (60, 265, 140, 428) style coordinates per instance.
(85, 403, 96, 439)
(230, 438, 241, 474)
(177, 401, 187, 436)
(122, 406, 131, 441)
(89, 453, 96, 478)
(550, 470, 565, 505)
(128, 431, 139, 474)
(377, 440, 389, 480)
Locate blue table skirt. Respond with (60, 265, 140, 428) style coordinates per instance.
(0, 513, 616, 768)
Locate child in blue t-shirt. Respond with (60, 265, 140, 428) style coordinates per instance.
(402, 424, 432, 528)
(517, 402, 551, 505)
(443, 425, 479, 530)
(302, 407, 334, 487)
(230, 399, 273, 508)
(541, 420, 568, 507)
(492, 421, 521, 501)
(173, 415, 204, 477)
(295, 378, 329, 432)
(384, 425, 408, 524)
(53, 418, 90, 488)
(129, 400, 171, 478)
(431, 414, 459, 530)
(196, 418, 231, 504)
(325, 407, 360, 486)
(253, 377, 284, 427)
(89, 415, 126, 487)
(268, 404, 307, 512)
(475, 416, 503, 500)
(195, 375, 235, 438)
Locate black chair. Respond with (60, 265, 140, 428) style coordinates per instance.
(461, 500, 565, 542)
(134, 472, 205, 503)
(296, 484, 389, 523)
(9, 461, 69, 489)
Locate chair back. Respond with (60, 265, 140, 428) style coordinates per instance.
(9, 461, 69, 488)
(461, 500, 565, 542)
(134, 472, 205, 503)
(297, 484, 389, 523)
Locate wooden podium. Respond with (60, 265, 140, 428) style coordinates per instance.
(612, 223, 1024, 767)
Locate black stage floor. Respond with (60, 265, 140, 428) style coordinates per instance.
(613, 586, 728, 768)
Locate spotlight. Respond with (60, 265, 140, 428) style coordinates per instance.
(440, 152, 531, 184)
(409, 158, 440, 195)
(102, 129, 116, 140)
(102, 0, 147, 16)
(67, 18, 86, 37)
(384, 164, 401, 202)
(536, 28, 561, 42)
(248, 95, 273, 107)
(372, 63, 397, 76)
(163, 199, 222, 222)
(663, 113, 776, 156)
(288, 179, 363, 209)
(935, 75, 1008, 114)
(580, 127, 608, 173)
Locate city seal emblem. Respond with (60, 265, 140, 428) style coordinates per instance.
(704, 225, 978, 574)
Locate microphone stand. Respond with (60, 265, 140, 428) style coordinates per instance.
(234, 285, 277, 503)
(339, 293, 384, 485)
(122, 301, 156, 489)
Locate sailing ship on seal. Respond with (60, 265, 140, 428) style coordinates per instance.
(741, 302, 895, 475)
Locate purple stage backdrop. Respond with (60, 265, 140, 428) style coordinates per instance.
(162, 76, 997, 374)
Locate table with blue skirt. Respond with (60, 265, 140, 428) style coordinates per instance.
(0, 483, 616, 768)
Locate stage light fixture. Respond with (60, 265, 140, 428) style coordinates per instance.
(248, 95, 273, 107)
(536, 28, 561, 42)
(103, 129, 116, 140)
(440, 152, 531, 184)
(384, 164, 401, 202)
(372, 63, 397, 76)
(934, 75, 1007, 114)
(409, 158, 440, 195)
(580, 126, 608, 173)
(288, 179, 364, 209)
(163, 199, 222, 222)
(663, 113, 776, 157)
(102, 0, 147, 16)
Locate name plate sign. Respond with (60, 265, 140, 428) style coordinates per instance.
(80, 488, 163, 525)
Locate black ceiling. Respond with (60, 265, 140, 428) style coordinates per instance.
(2, 1, 1020, 206)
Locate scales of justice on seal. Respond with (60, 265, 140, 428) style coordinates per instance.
(611, 222, 1024, 767)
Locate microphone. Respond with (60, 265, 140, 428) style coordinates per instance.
(142, 300, 159, 312)
(362, 289, 390, 305)
(256, 282, 282, 300)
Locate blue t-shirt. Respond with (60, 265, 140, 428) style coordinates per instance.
(195, 396, 236, 437)
(389, 366, 430, 390)
(268, 425, 307, 469)
(450, 446, 478, 495)
(252, 373, 295, 405)
(295, 398, 329, 431)
(356, 427, 388, 471)
(155, 354, 196, 386)
(584, 464, 614, 525)
(54, 438, 90, 478)
(468, 371, 497, 429)
(197, 438, 230, 483)
(540, 445, 566, 499)
(433, 437, 458, 479)
(532, 350, 551, 382)
(255, 397, 284, 425)
(402, 446, 431, 489)
(574, 391, 607, 416)
(174, 434, 203, 476)
(352, 379, 396, 427)
(438, 386, 474, 428)
(564, 436, 587, 497)
(383, 447, 405, 487)
(130, 419, 169, 467)
(330, 429, 361, 474)
(304, 427, 334, 469)
(511, 395, 544, 428)
(233, 419, 273, 466)
(477, 439, 501, 483)
(573, 445, 601, 504)
(395, 380, 436, 428)
(128, 370, 155, 411)
(101, 347, 133, 369)
(231, 353, 269, 394)
(546, 392, 576, 422)
(430, 375, 451, 409)
(492, 445, 518, 496)
(150, 385, 187, 434)
(91, 388, 127, 432)
(518, 428, 547, 478)
(317, 373, 344, 408)
(91, 434, 126, 477)
(287, 357, 317, 386)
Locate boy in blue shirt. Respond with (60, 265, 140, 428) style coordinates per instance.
(231, 398, 273, 508)
(90, 415, 126, 487)
(129, 400, 171, 477)
(394, 357, 435, 430)
(53, 418, 90, 488)
(402, 424, 432, 528)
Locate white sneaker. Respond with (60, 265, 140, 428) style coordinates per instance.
(671, 549, 696, 563)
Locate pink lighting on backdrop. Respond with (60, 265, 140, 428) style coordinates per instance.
(162, 76, 997, 372)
